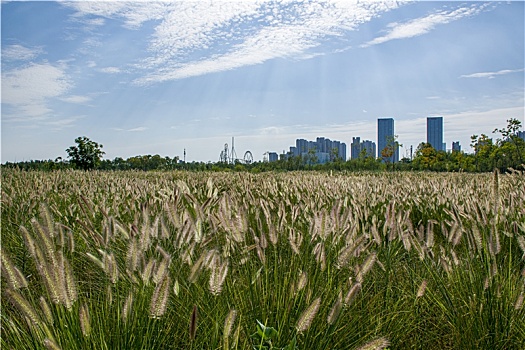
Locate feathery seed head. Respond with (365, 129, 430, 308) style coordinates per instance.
(296, 297, 321, 333)
(44, 338, 62, 350)
(223, 309, 237, 340)
(6, 289, 42, 326)
(40, 296, 54, 325)
(149, 275, 171, 318)
(515, 293, 524, 310)
(344, 282, 362, 306)
(1, 249, 28, 289)
(154, 258, 171, 285)
(356, 336, 390, 350)
(209, 260, 229, 296)
(356, 252, 377, 283)
(327, 291, 343, 325)
(122, 292, 134, 323)
(79, 303, 91, 337)
(173, 280, 180, 296)
(296, 270, 308, 294)
(416, 280, 428, 298)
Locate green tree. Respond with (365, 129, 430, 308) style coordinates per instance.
(493, 118, 524, 168)
(413, 142, 437, 170)
(470, 134, 495, 172)
(306, 148, 318, 167)
(65, 136, 105, 170)
(381, 135, 401, 171)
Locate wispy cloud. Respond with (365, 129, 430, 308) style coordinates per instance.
(60, 95, 92, 104)
(46, 116, 84, 131)
(460, 68, 525, 79)
(99, 66, 122, 74)
(113, 126, 148, 132)
(64, 1, 404, 84)
(2, 44, 43, 61)
(259, 126, 286, 135)
(2, 63, 72, 119)
(362, 3, 489, 47)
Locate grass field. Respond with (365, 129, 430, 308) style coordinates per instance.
(1, 169, 524, 349)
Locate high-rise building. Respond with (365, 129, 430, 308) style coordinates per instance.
(452, 141, 461, 152)
(427, 116, 444, 151)
(288, 137, 346, 163)
(361, 140, 376, 158)
(377, 118, 398, 162)
(351, 137, 361, 159)
(296, 139, 308, 155)
(518, 130, 525, 141)
(268, 152, 278, 162)
(339, 142, 347, 161)
(351, 137, 376, 159)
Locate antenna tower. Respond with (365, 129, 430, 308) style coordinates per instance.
(230, 137, 238, 164)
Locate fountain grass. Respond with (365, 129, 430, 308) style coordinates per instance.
(1, 169, 524, 349)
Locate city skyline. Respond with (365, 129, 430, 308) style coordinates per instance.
(2, 1, 524, 163)
(351, 137, 376, 160)
(266, 115, 466, 163)
(288, 137, 346, 163)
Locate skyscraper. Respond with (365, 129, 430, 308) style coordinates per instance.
(351, 137, 376, 159)
(377, 118, 398, 162)
(427, 116, 444, 151)
(289, 137, 346, 163)
(361, 140, 376, 158)
(351, 137, 361, 159)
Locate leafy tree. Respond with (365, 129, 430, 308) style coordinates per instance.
(65, 136, 105, 170)
(305, 148, 318, 167)
(470, 134, 495, 172)
(413, 142, 437, 170)
(493, 118, 524, 167)
(381, 135, 401, 171)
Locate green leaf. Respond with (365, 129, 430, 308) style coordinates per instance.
(255, 320, 278, 340)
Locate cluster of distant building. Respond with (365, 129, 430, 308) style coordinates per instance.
(267, 116, 467, 164)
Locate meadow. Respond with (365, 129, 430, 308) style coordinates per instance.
(1, 169, 524, 349)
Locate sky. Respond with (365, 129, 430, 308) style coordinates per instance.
(1, 0, 524, 163)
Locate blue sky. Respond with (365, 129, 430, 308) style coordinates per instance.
(2, 0, 524, 163)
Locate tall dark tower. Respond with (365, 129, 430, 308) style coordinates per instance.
(427, 116, 444, 151)
(377, 118, 399, 162)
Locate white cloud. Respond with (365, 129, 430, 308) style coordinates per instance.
(64, 1, 171, 29)
(2, 63, 72, 118)
(259, 126, 286, 135)
(138, 1, 404, 83)
(2, 44, 42, 61)
(362, 3, 488, 47)
(99, 67, 121, 74)
(46, 116, 84, 130)
(113, 126, 148, 132)
(0, 63, 83, 130)
(64, 1, 404, 84)
(60, 95, 92, 104)
(128, 126, 147, 132)
(460, 69, 525, 79)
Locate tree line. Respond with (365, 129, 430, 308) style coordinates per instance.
(3, 119, 524, 173)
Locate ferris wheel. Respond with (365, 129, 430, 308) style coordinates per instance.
(243, 151, 253, 164)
